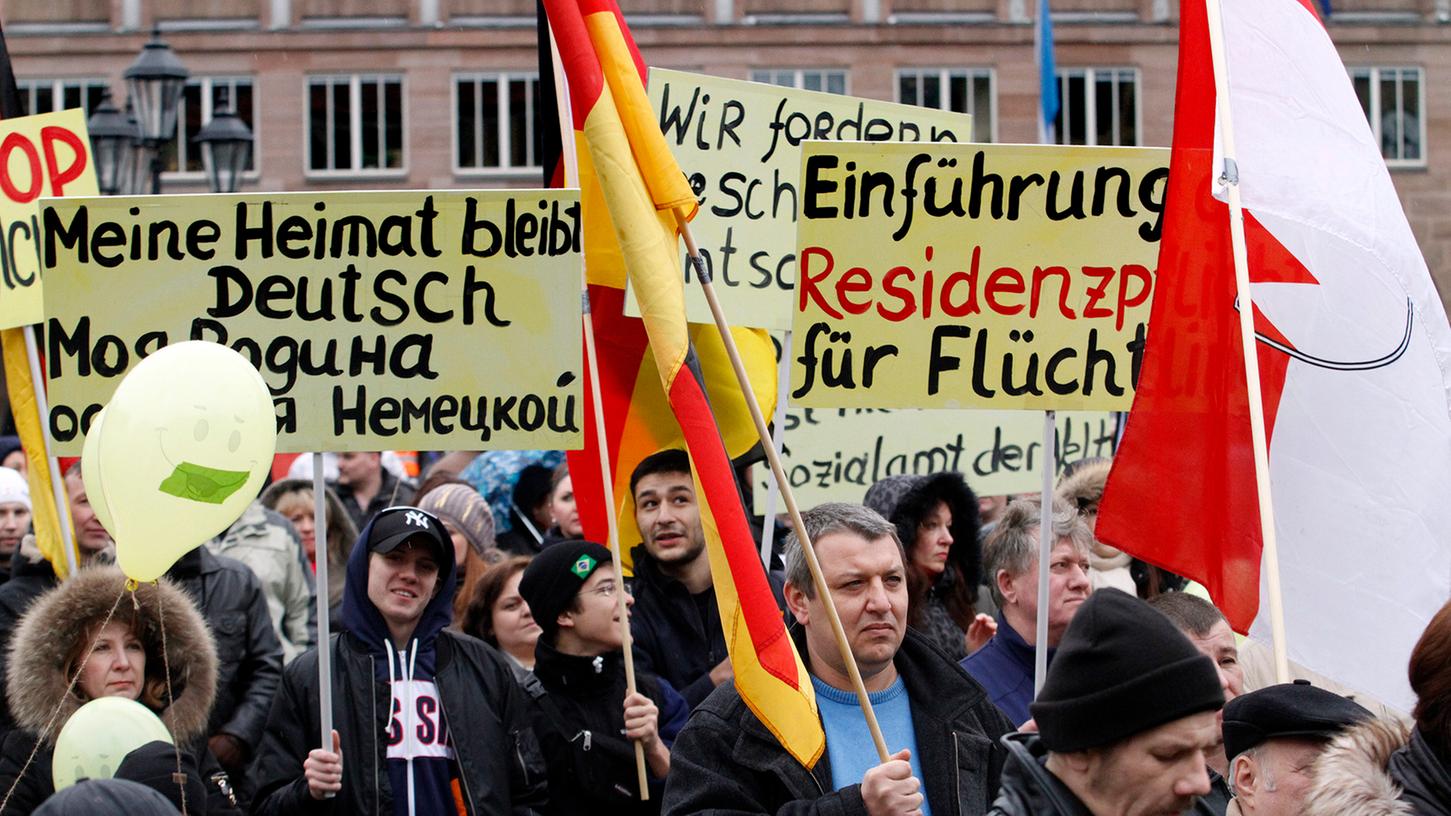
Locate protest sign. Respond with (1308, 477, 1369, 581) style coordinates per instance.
(639, 69, 973, 330)
(752, 407, 1117, 507)
(0, 109, 97, 329)
(791, 142, 1168, 411)
(41, 189, 583, 454)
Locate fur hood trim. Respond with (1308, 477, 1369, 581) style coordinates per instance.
(1056, 459, 1124, 559)
(5, 567, 217, 746)
(863, 472, 981, 590)
(1055, 459, 1113, 510)
(1304, 717, 1413, 816)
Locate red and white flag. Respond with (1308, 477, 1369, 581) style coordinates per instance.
(1099, 0, 1451, 711)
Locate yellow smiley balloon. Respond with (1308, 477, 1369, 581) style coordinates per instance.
(52, 697, 174, 791)
(80, 406, 115, 536)
(85, 341, 277, 582)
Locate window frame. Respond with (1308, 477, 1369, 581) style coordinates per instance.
(451, 71, 541, 179)
(16, 78, 109, 117)
(894, 67, 997, 144)
(162, 75, 261, 182)
(748, 68, 850, 95)
(1350, 65, 1427, 169)
(1053, 66, 1142, 147)
(304, 73, 408, 179)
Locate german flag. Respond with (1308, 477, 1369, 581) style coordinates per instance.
(538, 6, 776, 571)
(0, 23, 75, 577)
(541, 0, 824, 769)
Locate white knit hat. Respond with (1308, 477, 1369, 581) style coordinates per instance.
(0, 467, 30, 510)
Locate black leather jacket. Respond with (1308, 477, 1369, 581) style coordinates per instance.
(988, 733, 1229, 816)
(167, 546, 284, 753)
(663, 627, 1014, 816)
(250, 630, 548, 815)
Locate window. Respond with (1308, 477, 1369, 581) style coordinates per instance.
(17, 79, 108, 117)
(749, 69, 848, 95)
(897, 68, 995, 143)
(165, 76, 258, 176)
(307, 75, 404, 174)
(1053, 68, 1139, 147)
(1351, 67, 1424, 166)
(454, 73, 539, 173)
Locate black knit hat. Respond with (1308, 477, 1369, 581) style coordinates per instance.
(518, 540, 612, 642)
(1031, 588, 1225, 752)
(1222, 680, 1372, 760)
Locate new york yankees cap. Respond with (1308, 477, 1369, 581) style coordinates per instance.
(367, 505, 451, 563)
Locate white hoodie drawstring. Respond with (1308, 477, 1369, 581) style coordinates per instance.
(384, 639, 421, 816)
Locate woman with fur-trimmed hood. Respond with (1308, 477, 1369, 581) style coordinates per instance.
(1054, 458, 1137, 596)
(863, 472, 989, 661)
(1304, 599, 1451, 815)
(0, 567, 238, 814)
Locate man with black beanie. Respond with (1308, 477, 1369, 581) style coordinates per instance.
(517, 540, 689, 814)
(988, 588, 1228, 816)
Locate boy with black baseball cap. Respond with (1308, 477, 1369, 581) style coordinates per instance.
(518, 540, 689, 815)
(252, 505, 548, 815)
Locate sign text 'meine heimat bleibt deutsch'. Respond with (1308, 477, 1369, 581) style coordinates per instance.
(41, 190, 583, 454)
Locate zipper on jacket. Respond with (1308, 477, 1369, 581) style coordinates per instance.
(437, 693, 477, 816)
(570, 730, 593, 752)
(370, 654, 381, 809)
(953, 731, 961, 816)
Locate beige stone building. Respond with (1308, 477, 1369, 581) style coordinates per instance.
(3, 0, 1448, 305)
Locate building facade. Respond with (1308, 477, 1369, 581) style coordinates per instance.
(4, 0, 1448, 306)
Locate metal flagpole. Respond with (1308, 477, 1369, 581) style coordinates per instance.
(311, 452, 335, 796)
(1033, 411, 1056, 695)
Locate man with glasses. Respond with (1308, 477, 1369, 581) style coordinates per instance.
(518, 540, 689, 813)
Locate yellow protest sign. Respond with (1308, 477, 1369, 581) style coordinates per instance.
(752, 408, 1118, 508)
(0, 109, 97, 329)
(791, 142, 1168, 411)
(41, 189, 583, 454)
(639, 69, 974, 330)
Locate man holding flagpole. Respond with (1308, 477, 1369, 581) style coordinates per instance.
(664, 503, 1013, 816)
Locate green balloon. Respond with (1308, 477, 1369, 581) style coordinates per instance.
(52, 697, 173, 791)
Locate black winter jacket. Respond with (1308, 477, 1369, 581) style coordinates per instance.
(524, 640, 689, 815)
(0, 735, 242, 815)
(249, 629, 548, 815)
(167, 546, 284, 754)
(628, 546, 786, 709)
(662, 627, 1014, 816)
(987, 733, 1228, 816)
(0, 542, 57, 738)
(985, 734, 1095, 816)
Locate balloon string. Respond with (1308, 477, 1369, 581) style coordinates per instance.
(156, 587, 188, 816)
(0, 585, 127, 814)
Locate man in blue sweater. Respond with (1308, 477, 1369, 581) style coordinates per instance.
(664, 502, 1013, 816)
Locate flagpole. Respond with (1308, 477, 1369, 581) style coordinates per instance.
(1033, 410, 1055, 695)
(1203, 0, 1291, 684)
(678, 211, 890, 763)
(310, 452, 334, 797)
(758, 330, 792, 570)
(549, 27, 651, 798)
(22, 327, 78, 575)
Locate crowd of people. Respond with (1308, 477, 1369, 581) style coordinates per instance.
(0, 439, 1443, 815)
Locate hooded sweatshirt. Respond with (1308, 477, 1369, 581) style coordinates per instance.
(339, 514, 460, 816)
